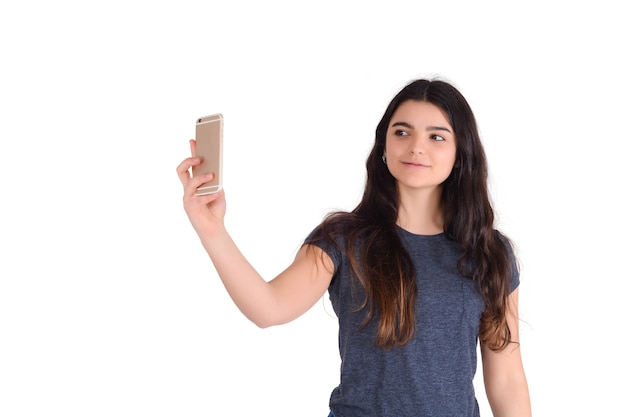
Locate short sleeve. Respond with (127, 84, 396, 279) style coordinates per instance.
(498, 231, 520, 294)
(509, 252, 520, 293)
(303, 226, 343, 275)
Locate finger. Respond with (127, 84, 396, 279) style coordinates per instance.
(184, 172, 215, 197)
(190, 186, 222, 204)
(176, 156, 201, 185)
(190, 139, 197, 157)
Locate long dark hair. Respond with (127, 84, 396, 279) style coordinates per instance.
(310, 78, 515, 351)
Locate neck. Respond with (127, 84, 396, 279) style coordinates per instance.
(396, 186, 444, 235)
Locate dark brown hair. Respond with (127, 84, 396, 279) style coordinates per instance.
(310, 78, 515, 351)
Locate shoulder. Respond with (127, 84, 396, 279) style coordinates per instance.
(303, 212, 363, 271)
(494, 230, 518, 264)
(305, 212, 361, 245)
(494, 230, 520, 292)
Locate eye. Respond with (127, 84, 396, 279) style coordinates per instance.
(431, 134, 445, 141)
(394, 129, 409, 137)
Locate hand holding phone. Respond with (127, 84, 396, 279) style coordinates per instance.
(192, 113, 223, 195)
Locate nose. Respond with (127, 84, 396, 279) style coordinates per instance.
(410, 135, 426, 155)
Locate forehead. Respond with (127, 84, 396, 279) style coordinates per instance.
(390, 100, 452, 128)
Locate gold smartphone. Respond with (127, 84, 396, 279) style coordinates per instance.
(192, 113, 223, 195)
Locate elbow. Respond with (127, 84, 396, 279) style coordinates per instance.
(247, 313, 284, 329)
(239, 299, 295, 328)
(247, 314, 290, 329)
(253, 319, 273, 329)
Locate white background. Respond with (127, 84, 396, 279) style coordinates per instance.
(1, 1, 624, 416)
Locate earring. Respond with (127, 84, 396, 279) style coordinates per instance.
(382, 155, 387, 164)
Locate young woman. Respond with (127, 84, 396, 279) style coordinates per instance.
(176, 78, 532, 417)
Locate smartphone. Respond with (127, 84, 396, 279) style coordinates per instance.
(192, 113, 223, 195)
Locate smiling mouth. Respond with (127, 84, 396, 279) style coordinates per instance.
(402, 161, 430, 168)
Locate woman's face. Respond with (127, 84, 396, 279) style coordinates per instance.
(384, 100, 457, 194)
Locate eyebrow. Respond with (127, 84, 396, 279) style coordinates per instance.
(391, 121, 452, 133)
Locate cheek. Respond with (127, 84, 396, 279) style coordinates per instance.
(384, 139, 399, 156)
(384, 134, 395, 149)
(436, 148, 457, 169)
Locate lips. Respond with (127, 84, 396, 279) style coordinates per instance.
(402, 161, 430, 168)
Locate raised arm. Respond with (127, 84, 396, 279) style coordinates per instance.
(176, 140, 333, 327)
(481, 288, 532, 417)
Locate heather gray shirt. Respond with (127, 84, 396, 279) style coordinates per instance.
(306, 226, 520, 417)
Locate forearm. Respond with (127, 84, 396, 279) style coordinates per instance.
(483, 289, 531, 417)
(487, 374, 532, 417)
(198, 225, 278, 327)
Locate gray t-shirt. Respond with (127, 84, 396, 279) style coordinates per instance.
(306, 226, 519, 417)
